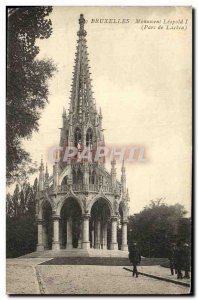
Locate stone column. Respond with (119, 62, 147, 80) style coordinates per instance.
(102, 223, 107, 250)
(52, 215, 60, 251)
(82, 214, 90, 249)
(110, 217, 118, 250)
(66, 217, 73, 249)
(37, 219, 44, 251)
(95, 220, 101, 249)
(121, 221, 128, 251)
(104, 223, 108, 249)
(43, 222, 48, 249)
(100, 222, 103, 249)
(59, 218, 63, 249)
(78, 222, 82, 249)
(91, 221, 95, 248)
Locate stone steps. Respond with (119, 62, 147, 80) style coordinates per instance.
(40, 256, 130, 266)
(39, 256, 168, 266)
(20, 249, 168, 267)
(20, 248, 128, 258)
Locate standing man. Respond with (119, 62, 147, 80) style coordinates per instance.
(174, 241, 183, 279)
(129, 242, 141, 278)
(167, 243, 176, 275)
(182, 243, 191, 279)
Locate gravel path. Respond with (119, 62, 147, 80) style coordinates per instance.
(6, 263, 40, 294)
(6, 258, 51, 295)
(6, 259, 190, 295)
(38, 265, 190, 295)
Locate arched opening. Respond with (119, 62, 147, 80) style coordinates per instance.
(86, 128, 93, 148)
(119, 203, 124, 221)
(92, 170, 97, 184)
(90, 198, 111, 250)
(60, 198, 82, 249)
(74, 127, 82, 148)
(89, 170, 92, 184)
(89, 170, 97, 184)
(98, 175, 103, 186)
(61, 175, 68, 186)
(42, 201, 53, 250)
(72, 168, 83, 185)
(72, 169, 77, 184)
(77, 169, 83, 185)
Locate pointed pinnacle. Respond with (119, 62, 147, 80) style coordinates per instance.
(62, 106, 66, 117)
(77, 14, 87, 37)
(121, 159, 126, 174)
(99, 107, 102, 119)
(111, 158, 116, 166)
(40, 156, 44, 171)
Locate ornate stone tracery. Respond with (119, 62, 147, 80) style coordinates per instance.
(36, 14, 129, 252)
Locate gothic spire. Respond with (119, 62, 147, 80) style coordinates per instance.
(62, 106, 66, 118)
(121, 159, 125, 174)
(39, 156, 44, 172)
(69, 14, 96, 122)
(111, 158, 117, 188)
(39, 156, 44, 191)
(77, 14, 87, 37)
(45, 163, 49, 180)
(121, 159, 126, 194)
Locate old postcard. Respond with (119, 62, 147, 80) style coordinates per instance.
(6, 6, 192, 295)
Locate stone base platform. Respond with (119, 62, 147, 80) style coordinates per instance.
(20, 248, 129, 259)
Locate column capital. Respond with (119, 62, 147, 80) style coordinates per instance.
(42, 220, 48, 226)
(52, 214, 60, 220)
(82, 214, 90, 219)
(37, 218, 44, 225)
(121, 219, 128, 225)
(111, 216, 118, 222)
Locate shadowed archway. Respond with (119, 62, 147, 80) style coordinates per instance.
(42, 201, 53, 250)
(90, 198, 111, 249)
(60, 197, 82, 249)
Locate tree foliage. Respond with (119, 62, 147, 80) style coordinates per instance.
(6, 179, 38, 257)
(7, 7, 57, 184)
(128, 199, 191, 258)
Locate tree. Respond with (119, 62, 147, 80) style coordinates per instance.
(6, 179, 38, 257)
(128, 199, 190, 258)
(7, 7, 57, 184)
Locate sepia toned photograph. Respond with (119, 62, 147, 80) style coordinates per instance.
(6, 6, 192, 295)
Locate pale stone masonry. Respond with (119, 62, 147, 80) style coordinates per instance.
(36, 14, 130, 252)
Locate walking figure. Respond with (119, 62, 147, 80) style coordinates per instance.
(182, 243, 190, 279)
(167, 243, 176, 275)
(174, 241, 183, 279)
(129, 242, 141, 278)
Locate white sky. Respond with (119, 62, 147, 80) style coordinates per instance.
(22, 6, 192, 215)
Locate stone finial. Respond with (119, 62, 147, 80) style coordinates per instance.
(111, 158, 116, 168)
(121, 159, 126, 195)
(111, 158, 117, 188)
(39, 156, 44, 172)
(121, 159, 125, 173)
(77, 14, 87, 37)
(99, 107, 102, 119)
(62, 106, 66, 118)
(38, 156, 45, 191)
(45, 163, 49, 180)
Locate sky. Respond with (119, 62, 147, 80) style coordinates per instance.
(22, 6, 192, 215)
